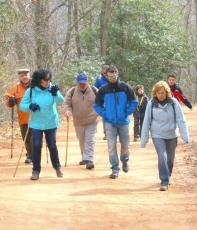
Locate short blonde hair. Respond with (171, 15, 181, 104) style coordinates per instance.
(151, 80, 171, 98)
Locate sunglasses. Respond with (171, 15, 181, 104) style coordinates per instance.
(43, 78, 51, 82)
(108, 75, 117, 80)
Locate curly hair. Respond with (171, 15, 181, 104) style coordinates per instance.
(151, 81, 171, 98)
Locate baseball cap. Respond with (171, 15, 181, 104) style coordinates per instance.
(77, 72, 88, 83)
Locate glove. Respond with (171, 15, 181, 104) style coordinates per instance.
(49, 85, 60, 96)
(29, 103, 40, 112)
(8, 97, 17, 106)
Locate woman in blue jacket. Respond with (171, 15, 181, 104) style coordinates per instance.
(19, 68, 64, 180)
(141, 81, 189, 191)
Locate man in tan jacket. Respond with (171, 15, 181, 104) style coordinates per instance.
(5, 68, 32, 163)
(62, 72, 98, 169)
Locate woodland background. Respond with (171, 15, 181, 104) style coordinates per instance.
(1, 0, 197, 125)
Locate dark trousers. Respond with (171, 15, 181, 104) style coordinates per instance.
(133, 116, 144, 138)
(31, 128, 61, 173)
(20, 124, 32, 158)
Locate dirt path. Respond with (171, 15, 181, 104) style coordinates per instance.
(0, 107, 197, 230)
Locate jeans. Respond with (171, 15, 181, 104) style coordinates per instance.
(31, 128, 61, 173)
(20, 124, 32, 159)
(152, 137, 177, 185)
(105, 122, 130, 172)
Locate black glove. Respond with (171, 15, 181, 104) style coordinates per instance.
(29, 103, 40, 112)
(8, 97, 17, 106)
(49, 85, 60, 96)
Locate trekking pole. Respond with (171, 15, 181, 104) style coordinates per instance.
(13, 126, 29, 177)
(10, 106, 14, 159)
(65, 117, 69, 167)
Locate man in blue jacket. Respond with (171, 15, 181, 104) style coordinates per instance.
(94, 65, 138, 179)
(94, 64, 109, 140)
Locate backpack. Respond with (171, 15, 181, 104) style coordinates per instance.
(70, 86, 97, 98)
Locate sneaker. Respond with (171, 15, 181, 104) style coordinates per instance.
(56, 169, 63, 178)
(86, 161, 94, 170)
(103, 136, 107, 140)
(79, 160, 87, 165)
(30, 171, 39, 180)
(160, 185, 168, 191)
(122, 162, 129, 173)
(109, 171, 118, 179)
(25, 158, 32, 164)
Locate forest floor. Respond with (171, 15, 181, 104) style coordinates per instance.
(0, 106, 197, 230)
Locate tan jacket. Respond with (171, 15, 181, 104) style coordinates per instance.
(63, 85, 98, 126)
(5, 83, 30, 125)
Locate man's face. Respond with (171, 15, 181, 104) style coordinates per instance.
(107, 72, 118, 83)
(78, 82, 88, 91)
(102, 69, 108, 78)
(18, 72, 30, 85)
(167, 77, 176, 86)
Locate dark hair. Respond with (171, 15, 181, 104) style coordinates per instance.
(31, 68, 52, 87)
(106, 65, 118, 73)
(167, 74, 176, 79)
(135, 85, 144, 93)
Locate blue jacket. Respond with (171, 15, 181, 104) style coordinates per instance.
(94, 79, 138, 125)
(140, 97, 189, 147)
(94, 73, 108, 89)
(19, 85, 64, 130)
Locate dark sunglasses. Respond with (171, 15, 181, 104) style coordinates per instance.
(43, 78, 51, 82)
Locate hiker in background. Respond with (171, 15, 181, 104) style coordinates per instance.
(63, 72, 98, 170)
(167, 74, 192, 110)
(19, 68, 64, 180)
(94, 64, 109, 140)
(94, 65, 138, 179)
(133, 85, 148, 142)
(141, 81, 189, 191)
(5, 68, 33, 163)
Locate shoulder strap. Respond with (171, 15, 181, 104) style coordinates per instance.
(90, 86, 97, 96)
(30, 87, 33, 102)
(70, 87, 76, 98)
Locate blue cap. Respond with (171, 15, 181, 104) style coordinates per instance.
(77, 72, 87, 83)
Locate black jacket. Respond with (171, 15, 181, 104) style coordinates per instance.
(133, 93, 149, 118)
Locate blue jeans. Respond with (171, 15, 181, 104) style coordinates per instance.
(152, 138, 177, 185)
(105, 122, 130, 172)
(31, 128, 61, 173)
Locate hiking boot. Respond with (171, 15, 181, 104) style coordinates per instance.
(160, 185, 168, 191)
(133, 138, 138, 142)
(122, 162, 129, 173)
(79, 160, 87, 165)
(25, 158, 32, 164)
(109, 171, 118, 179)
(30, 171, 39, 180)
(103, 136, 107, 140)
(86, 161, 94, 170)
(56, 169, 63, 177)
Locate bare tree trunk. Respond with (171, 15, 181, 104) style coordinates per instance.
(101, 0, 114, 57)
(74, 1, 81, 57)
(33, 0, 51, 68)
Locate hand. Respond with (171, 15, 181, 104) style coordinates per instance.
(49, 85, 60, 96)
(64, 111, 72, 118)
(8, 97, 17, 106)
(29, 103, 40, 112)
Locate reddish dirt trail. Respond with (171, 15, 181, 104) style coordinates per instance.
(0, 107, 197, 230)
